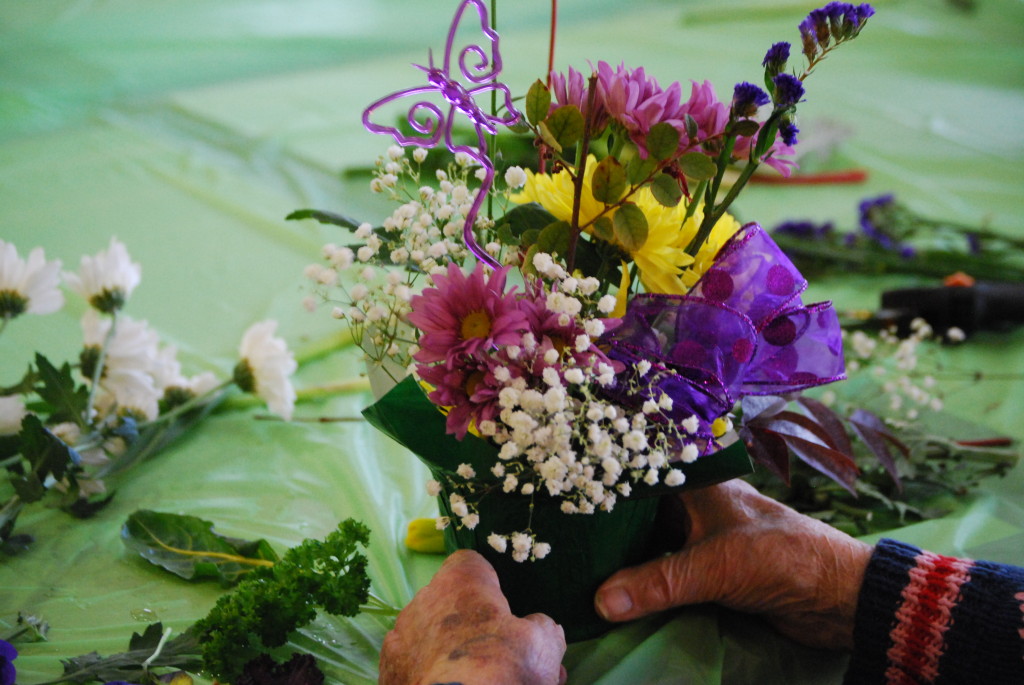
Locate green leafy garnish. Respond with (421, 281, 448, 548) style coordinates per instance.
(34, 623, 201, 685)
(192, 518, 377, 682)
(122, 510, 279, 584)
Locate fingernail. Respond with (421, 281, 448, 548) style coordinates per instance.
(596, 587, 632, 619)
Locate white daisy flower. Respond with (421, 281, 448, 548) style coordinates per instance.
(64, 237, 141, 313)
(234, 320, 297, 421)
(0, 240, 64, 320)
(0, 395, 28, 435)
(80, 310, 162, 420)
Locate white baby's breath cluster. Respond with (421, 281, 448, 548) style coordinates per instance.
(841, 318, 960, 422)
(304, 146, 526, 371)
(415, 262, 717, 562)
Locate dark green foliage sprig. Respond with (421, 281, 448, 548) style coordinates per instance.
(190, 519, 372, 682)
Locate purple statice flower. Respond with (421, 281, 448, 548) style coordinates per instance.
(549, 66, 608, 132)
(965, 231, 982, 255)
(732, 82, 770, 118)
(762, 41, 791, 75)
(407, 262, 529, 369)
(772, 219, 834, 240)
(772, 73, 805, 107)
(858, 194, 913, 257)
(1, 640, 16, 685)
(779, 121, 799, 146)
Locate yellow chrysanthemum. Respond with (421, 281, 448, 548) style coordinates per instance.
(511, 157, 739, 295)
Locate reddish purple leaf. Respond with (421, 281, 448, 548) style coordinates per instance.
(741, 426, 791, 484)
(849, 408, 909, 491)
(777, 432, 860, 495)
(796, 396, 854, 455)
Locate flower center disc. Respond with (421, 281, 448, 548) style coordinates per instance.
(460, 310, 492, 340)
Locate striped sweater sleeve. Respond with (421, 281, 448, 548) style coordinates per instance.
(843, 538, 1024, 685)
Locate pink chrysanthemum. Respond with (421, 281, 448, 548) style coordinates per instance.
(549, 66, 608, 132)
(418, 356, 515, 440)
(408, 263, 529, 369)
(518, 284, 613, 374)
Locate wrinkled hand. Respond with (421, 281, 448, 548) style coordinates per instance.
(380, 549, 567, 685)
(595, 479, 873, 650)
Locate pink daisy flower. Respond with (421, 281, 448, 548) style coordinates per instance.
(407, 262, 529, 369)
(518, 283, 613, 374)
(418, 355, 517, 440)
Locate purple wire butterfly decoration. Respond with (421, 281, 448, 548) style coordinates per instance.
(362, 0, 521, 269)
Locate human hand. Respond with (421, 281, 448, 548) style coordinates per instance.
(594, 479, 873, 650)
(379, 549, 567, 685)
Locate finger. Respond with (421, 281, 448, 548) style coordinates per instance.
(521, 611, 565, 646)
(595, 547, 719, 622)
(440, 549, 503, 592)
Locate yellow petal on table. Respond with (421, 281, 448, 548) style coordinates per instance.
(405, 518, 446, 554)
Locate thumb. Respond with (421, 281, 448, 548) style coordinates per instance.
(595, 547, 721, 622)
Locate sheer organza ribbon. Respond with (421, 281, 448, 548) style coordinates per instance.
(600, 223, 846, 446)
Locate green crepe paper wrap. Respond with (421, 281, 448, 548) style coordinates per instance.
(363, 376, 753, 641)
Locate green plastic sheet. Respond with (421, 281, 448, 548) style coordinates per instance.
(2, 1, 1023, 683)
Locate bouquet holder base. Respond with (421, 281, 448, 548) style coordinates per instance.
(363, 377, 753, 642)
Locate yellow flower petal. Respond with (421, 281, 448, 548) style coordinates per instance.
(512, 157, 740, 295)
(405, 518, 447, 554)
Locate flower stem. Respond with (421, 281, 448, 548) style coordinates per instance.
(566, 74, 600, 274)
(84, 311, 117, 426)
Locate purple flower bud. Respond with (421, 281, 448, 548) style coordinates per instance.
(732, 82, 770, 118)
(762, 41, 791, 74)
(772, 73, 805, 107)
(0, 640, 16, 685)
(780, 121, 799, 146)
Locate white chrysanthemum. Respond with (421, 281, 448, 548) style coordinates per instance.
(64, 237, 141, 313)
(0, 395, 28, 435)
(234, 320, 297, 421)
(0, 240, 64, 319)
(81, 310, 162, 419)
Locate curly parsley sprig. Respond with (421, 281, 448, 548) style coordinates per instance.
(190, 518, 395, 682)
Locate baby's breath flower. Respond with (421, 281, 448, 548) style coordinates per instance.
(487, 533, 508, 553)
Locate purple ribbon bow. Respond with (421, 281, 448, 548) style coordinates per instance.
(600, 223, 846, 446)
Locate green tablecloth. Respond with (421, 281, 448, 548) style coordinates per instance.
(2, 1, 1023, 683)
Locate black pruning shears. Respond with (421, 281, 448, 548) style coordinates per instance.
(845, 282, 1024, 338)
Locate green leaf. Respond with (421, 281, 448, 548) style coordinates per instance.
(645, 122, 680, 161)
(285, 209, 364, 230)
(537, 121, 563, 153)
(536, 221, 571, 257)
(592, 216, 615, 243)
(36, 624, 201, 685)
(34, 354, 88, 426)
(590, 157, 627, 204)
(731, 119, 761, 138)
(683, 114, 699, 141)
(525, 79, 552, 127)
(612, 203, 648, 252)
(650, 173, 683, 207)
(678, 152, 718, 181)
(498, 202, 558, 240)
(543, 105, 584, 150)
(0, 365, 39, 396)
(18, 413, 79, 486)
(625, 154, 658, 186)
(122, 510, 279, 584)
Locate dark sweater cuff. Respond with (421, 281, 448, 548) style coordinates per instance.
(844, 538, 1024, 685)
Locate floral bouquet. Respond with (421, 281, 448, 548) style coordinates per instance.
(297, 0, 873, 640)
